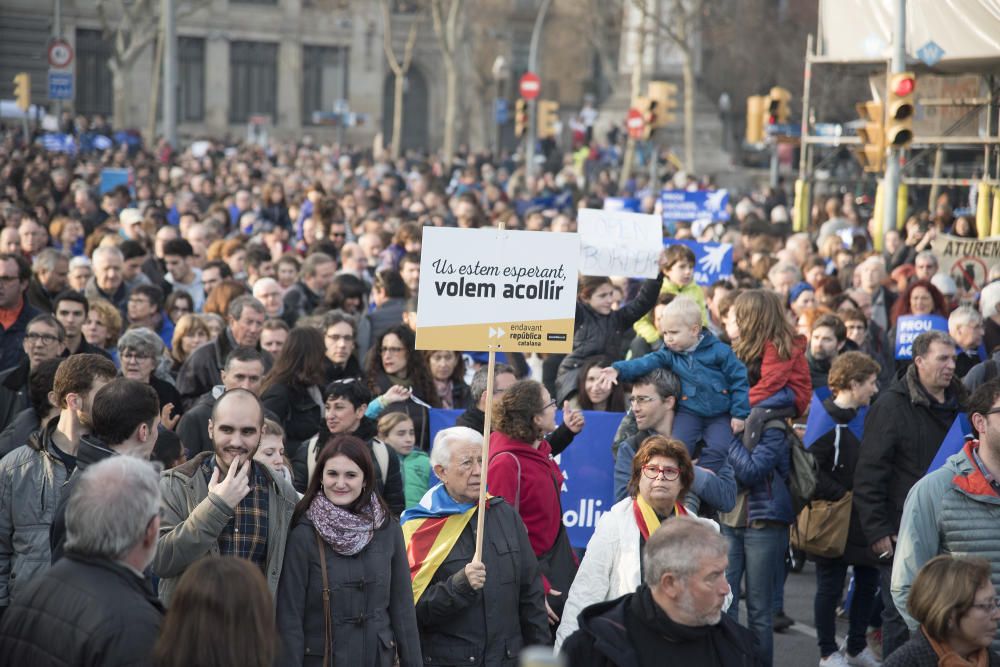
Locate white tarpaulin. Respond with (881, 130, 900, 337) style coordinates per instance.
(820, 0, 1000, 69)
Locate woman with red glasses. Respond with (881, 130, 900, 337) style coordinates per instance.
(555, 435, 727, 649)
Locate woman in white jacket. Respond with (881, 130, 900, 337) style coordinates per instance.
(555, 434, 725, 649)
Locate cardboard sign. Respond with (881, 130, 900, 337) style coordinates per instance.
(415, 227, 579, 353)
(894, 314, 949, 359)
(577, 208, 662, 278)
(428, 408, 621, 548)
(931, 233, 1000, 294)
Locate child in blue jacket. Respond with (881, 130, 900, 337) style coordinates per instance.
(599, 295, 750, 471)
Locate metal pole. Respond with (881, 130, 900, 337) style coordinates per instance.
(883, 0, 906, 240)
(929, 146, 944, 210)
(769, 143, 779, 187)
(525, 0, 552, 178)
(53, 0, 63, 121)
(798, 34, 813, 180)
(162, 0, 178, 147)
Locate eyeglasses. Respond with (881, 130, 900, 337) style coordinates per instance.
(970, 596, 1000, 613)
(629, 395, 660, 406)
(981, 407, 1000, 418)
(121, 350, 153, 361)
(642, 464, 681, 481)
(327, 334, 355, 344)
(24, 332, 61, 345)
(381, 346, 406, 355)
(0, 275, 22, 284)
(128, 298, 152, 306)
(539, 399, 557, 411)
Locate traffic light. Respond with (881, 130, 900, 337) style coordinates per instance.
(647, 81, 678, 127)
(537, 100, 559, 139)
(13, 73, 30, 112)
(767, 86, 792, 125)
(515, 98, 528, 137)
(886, 72, 916, 148)
(854, 100, 885, 173)
(745, 95, 766, 144)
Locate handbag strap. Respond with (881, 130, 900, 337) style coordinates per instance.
(316, 530, 332, 667)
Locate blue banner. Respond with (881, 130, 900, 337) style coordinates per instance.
(662, 239, 734, 286)
(660, 189, 730, 223)
(427, 408, 622, 548)
(894, 314, 949, 359)
(802, 391, 868, 449)
(39, 133, 76, 154)
(927, 413, 971, 473)
(99, 168, 131, 195)
(603, 197, 642, 213)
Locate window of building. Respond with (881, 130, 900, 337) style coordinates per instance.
(75, 29, 113, 117)
(178, 37, 205, 122)
(229, 41, 278, 123)
(302, 45, 349, 125)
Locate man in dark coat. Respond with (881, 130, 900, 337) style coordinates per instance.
(561, 516, 760, 667)
(25, 248, 69, 314)
(0, 456, 164, 665)
(806, 314, 851, 391)
(854, 330, 969, 658)
(281, 251, 335, 326)
(0, 315, 66, 433)
(176, 295, 271, 410)
(0, 253, 42, 371)
(404, 426, 549, 666)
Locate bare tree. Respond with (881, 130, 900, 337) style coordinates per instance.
(633, 0, 703, 174)
(618, 10, 646, 190)
(430, 0, 463, 169)
(380, 0, 420, 159)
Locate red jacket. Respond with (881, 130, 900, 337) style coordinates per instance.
(748, 336, 812, 417)
(488, 431, 564, 559)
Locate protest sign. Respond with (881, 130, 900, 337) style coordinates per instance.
(577, 208, 662, 278)
(660, 189, 730, 223)
(931, 233, 1000, 294)
(415, 227, 579, 354)
(428, 408, 620, 548)
(663, 239, 734, 285)
(894, 314, 949, 359)
(99, 168, 131, 195)
(602, 197, 641, 213)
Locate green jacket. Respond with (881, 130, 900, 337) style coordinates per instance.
(398, 449, 430, 509)
(153, 451, 297, 606)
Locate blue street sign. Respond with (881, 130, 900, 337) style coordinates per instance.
(494, 98, 509, 124)
(48, 71, 73, 101)
(917, 41, 945, 67)
(766, 122, 801, 137)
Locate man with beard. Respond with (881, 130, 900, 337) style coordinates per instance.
(807, 314, 850, 391)
(561, 517, 759, 666)
(153, 388, 296, 604)
(893, 377, 1000, 654)
(0, 354, 116, 616)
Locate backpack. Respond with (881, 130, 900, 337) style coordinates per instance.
(763, 418, 817, 515)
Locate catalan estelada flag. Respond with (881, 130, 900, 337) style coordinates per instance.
(632, 493, 687, 541)
(401, 483, 480, 602)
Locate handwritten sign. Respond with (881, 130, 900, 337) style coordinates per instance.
(894, 314, 949, 359)
(415, 227, 579, 353)
(577, 208, 662, 278)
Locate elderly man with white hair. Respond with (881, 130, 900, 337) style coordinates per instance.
(400, 426, 549, 664)
(85, 246, 129, 311)
(962, 283, 1000, 392)
(252, 277, 284, 319)
(856, 257, 896, 332)
(949, 306, 986, 379)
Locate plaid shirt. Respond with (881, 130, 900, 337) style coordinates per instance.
(203, 456, 270, 571)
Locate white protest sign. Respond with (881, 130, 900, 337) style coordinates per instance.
(415, 227, 579, 353)
(931, 233, 1000, 294)
(577, 208, 662, 278)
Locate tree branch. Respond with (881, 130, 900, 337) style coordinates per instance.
(381, 0, 404, 76)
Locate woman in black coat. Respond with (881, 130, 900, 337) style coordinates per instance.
(555, 272, 663, 404)
(261, 327, 327, 462)
(322, 310, 364, 384)
(808, 352, 883, 666)
(275, 434, 421, 667)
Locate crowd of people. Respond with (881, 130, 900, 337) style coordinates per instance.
(0, 120, 998, 667)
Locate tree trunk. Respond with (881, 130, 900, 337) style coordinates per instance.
(443, 61, 457, 167)
(618, 11, 645, 191)
(391, 73, 405, 158)
(146, 22, 165, 146)
(682, 51, 695, 174)
(110, 60, 128, 129)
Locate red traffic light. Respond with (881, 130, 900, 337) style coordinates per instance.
(893, 76, 915, 97)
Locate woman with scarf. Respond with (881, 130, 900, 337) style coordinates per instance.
(401, 427, 549, 665)
(275, 435, 421, 667)
(555, 435, 727, 650)
(488, 379, 579, 640)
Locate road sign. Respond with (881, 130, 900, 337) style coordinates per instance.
(917, 41, 945, 67)
(519, 72, 540, 100)
(48, 70, 73, 101)
(626, 107, 645, 139)
(48, 38, 74, 69)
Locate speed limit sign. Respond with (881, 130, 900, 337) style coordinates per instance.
(48, 39, 74, 69)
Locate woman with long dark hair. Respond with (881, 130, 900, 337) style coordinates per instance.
(571, 356, 626, 412)
(365, 325, 439, 451)
(275, 435, 421, 666)
(260, 327, 328, 462)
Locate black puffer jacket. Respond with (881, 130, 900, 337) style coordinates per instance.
(555, 276, 662, 404)
(261, 380, 323, 461)
(854, 364, 968, 547)
(415, 497, 549, 666)
(0, 553, 164, 666)
(176, 329, 272, 410)
(275, 516, 422, 667)
(808, 397, 879, 568)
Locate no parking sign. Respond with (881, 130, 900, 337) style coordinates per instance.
(932, 233, 1000, 294)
